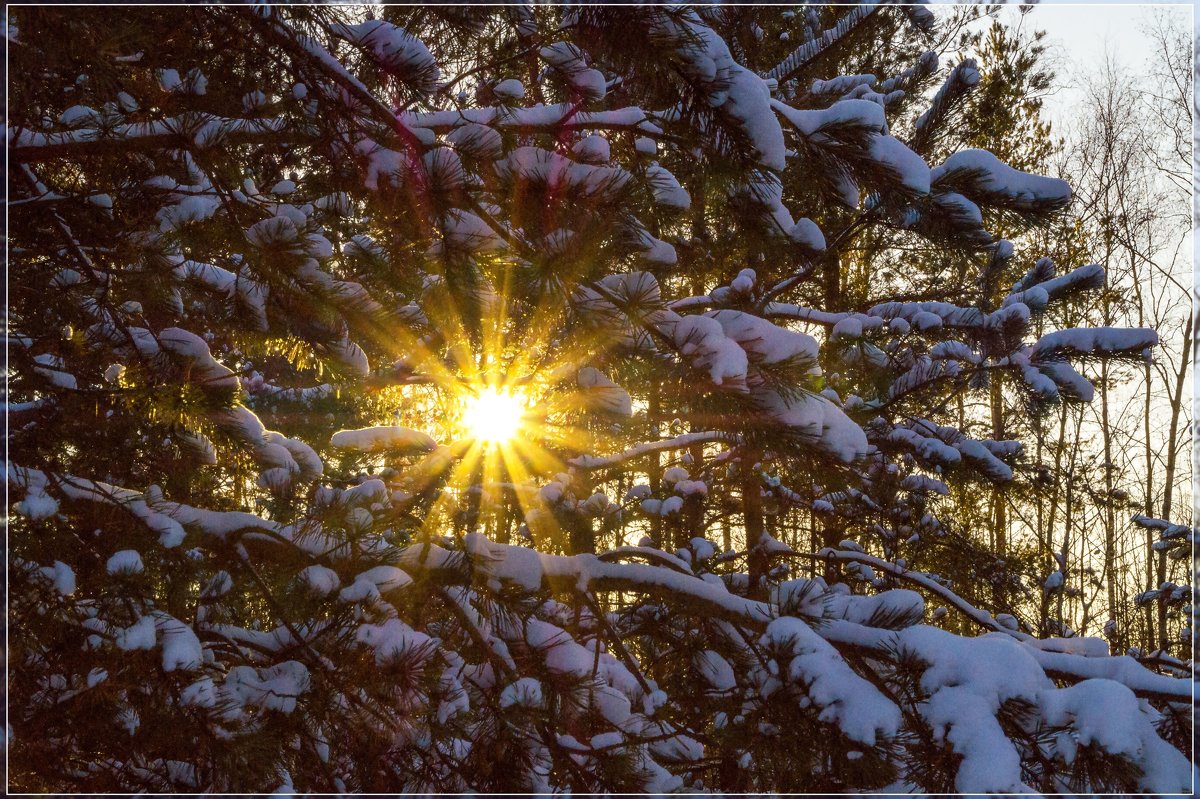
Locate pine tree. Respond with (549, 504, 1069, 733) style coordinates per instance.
(7, 4, 1191, 793)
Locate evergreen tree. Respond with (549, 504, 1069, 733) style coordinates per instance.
(7, 4, 1191, 792)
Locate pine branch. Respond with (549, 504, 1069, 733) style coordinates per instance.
(761, 3, 882, 85)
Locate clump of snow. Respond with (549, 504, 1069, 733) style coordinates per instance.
(693, 650, 736, 691)
(646, 163, 689, 211)
(446, 123, 502, 159)
(572, 134, 610, 164)
(492, 78, 525, 100)
(577, 367, 632, 417)
(330, 426, 436, 454)
(540, 42, 606, 100)
(500, 677, 545, 709)
(156, 612, 203, 672)
(297, 564, 340, 596)
(106, 549, 144, 575)
(224, 661, 310, 713)
(333, 20, 438, 93)
(931, 148, 1071, 209)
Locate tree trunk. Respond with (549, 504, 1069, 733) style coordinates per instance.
(1143, 356, 1157, 647)
(1156, 315, 1191, 650)
(743, 449, 769, 599)
(1100, 360, 1119, 623)
(990, 372, 1007, 606)
(647, 383, 663, 548)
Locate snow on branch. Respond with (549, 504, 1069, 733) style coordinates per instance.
(570, 431, 732, 471)
(763, 3, 881, 84)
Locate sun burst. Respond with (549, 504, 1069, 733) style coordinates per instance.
(462, 387, 526, 444)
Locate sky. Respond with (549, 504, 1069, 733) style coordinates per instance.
(1016, 2, 1194, 280)
(939, 2, 1193, 132)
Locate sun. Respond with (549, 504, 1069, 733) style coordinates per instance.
(462, 387, 526, 444)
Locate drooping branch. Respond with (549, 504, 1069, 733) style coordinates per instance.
(396, 535, 1194, 705)
(10, 116, 294, 164)
(761, 3, 882, 84)
(569, 431, 734, 471)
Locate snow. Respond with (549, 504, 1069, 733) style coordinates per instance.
(245, 215, 299, 249)
(493, 78, 525, 100)
(831, 317, 862, 340)
(773, 97, 885, 137)
(440, 209, 506, 253)
(899, 625, 1049, 792)
(500, 677, 544, 709)
(826, 589, 924, 627)
(811, 74, 876, 96)
(495, 146, 631, 199)
(572, 430, 727, 471)
(116, 615, 157, 651)
(158, 327, 238, 391)
(867, 134, 929, 194)
(1004, 263, 1104, 311)
(577, 367, 633, 417)
(16, 483, 59, 520)
(693, 650, 736, 691)
(645, 163, 689, 211)
(156, 613, 203, 672)
(668, 314, 748, 387)
(1031, 327, 1158, 360)
(899, 474, 949, 495)
(177, 259, 236, 297)
(36, 561, 76, 595)
(351, 565, 412, 594)
(224, 661, 310, 713)
(789, 217, 826, 250)
(181, 677, 216, 708)
(888, 418, 1016, 481)
(423, 147, 466, 190)
(540, 42, 606, 100)
(759, 390, 869, 463)
(326, 335, 370, 377)
(333, 20, 438, 92)
(632, 226, 677, 265)
(297, 564, 340, 595)
(531, 619, 598, 678)
(713, 311, 818, 367)
(764, 616, 900, 746)
(157, 68, 181, 92)
(38, 470, 188, 547)
(9, 7, 1191, 792)
(730, 268, 755, 294)
(571, 134, 610, 164)
(656, 12, 785, 171)
(330, 426, 436, 453)
(931, 148, 1071, 208)
(659, 495, 684, 515)
(446, 122, 502, 158)
(357, 618, 433, 666)
(106, 549, 144, 575)
(59, 105, 99, 127)
(1039, 679, 1190, 793)
(689, 538, 715, 561)
(355, 138, 413, 191)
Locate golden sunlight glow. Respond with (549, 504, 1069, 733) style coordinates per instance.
(462, 388, 526, 443)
